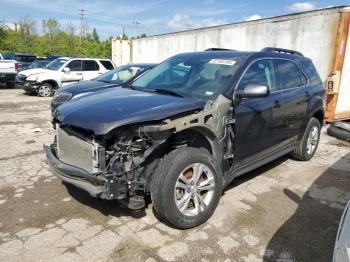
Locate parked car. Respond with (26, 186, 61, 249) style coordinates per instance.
(51, 63, 156, 113)
(45, 47, 325, 229)
(0, 53, 36, 88)
(17, 57, 115, 97)
(333, 200, 350, 262)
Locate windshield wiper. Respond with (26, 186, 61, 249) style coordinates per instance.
(150, 88, 183, 98)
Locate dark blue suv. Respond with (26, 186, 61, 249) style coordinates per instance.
(45, 47, 324, 229)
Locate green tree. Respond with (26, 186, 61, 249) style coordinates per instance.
(0, 16, 112, 58)
(92, 28, 99, 42)
(42, 18, 60, 55)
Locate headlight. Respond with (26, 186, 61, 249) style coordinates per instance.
(26, 74, 39, 82)
(71, 92, 92, 100)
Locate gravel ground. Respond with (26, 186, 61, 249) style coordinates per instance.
(0, 89, 349, 262)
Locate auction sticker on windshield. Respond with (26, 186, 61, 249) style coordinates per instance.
(209, 59, 236, 66)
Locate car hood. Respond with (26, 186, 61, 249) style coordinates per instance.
(59, 80, 119, 96)
(19, 68, 51, 77)
(55, 88, 205, 135)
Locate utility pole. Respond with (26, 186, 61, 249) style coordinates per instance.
(79, 8, 85, 47)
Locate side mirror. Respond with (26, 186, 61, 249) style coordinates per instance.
(63, 67, 70, 73)
(235, 84, 270, 98)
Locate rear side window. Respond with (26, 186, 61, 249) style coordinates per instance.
(298, 59, 322, 85)
(238, 59, 276, 92)
(67, 60, 82, 71)
(83, 60, 99, 71)
(99, 60, 114, 70)
(274, 60, 307, 90)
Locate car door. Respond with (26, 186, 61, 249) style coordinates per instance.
(82, 60, 101, 81)
(234, 59, 286, 168)
(274, 59, 309, 142)
(61, 60, 83, 85)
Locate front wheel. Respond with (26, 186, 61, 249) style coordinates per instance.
(151, 147, 223, 229)
(38, 83, 54, 97)
(291, 117, 321, 161)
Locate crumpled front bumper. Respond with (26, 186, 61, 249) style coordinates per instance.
(18, 80, 39, 92)
(44, 145, 107, 198)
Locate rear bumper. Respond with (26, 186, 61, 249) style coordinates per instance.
(44, 145, 106, 197)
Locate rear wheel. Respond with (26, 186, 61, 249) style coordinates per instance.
(291, 117, 321, 161)
(151, 147, 223, 229)
(38, 83, 54, 97)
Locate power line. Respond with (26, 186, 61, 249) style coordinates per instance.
(79, 8, 85, 46)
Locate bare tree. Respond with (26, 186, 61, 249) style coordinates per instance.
(18, 16, 36, 53)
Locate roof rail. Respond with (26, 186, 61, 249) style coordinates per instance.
(261, 47, 304, 56)
(204, 48, 236, 51)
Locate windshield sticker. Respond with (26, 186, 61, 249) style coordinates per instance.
(205, 91, 214, 96)
(209, 59, 236, 66)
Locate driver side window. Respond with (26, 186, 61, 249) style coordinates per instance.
(238, 59, 276, 92)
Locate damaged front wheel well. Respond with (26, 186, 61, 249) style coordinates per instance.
(143, 128, 217, 192)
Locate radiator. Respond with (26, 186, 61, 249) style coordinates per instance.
(57, 127, 97, 173)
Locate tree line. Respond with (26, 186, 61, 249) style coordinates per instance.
(0, 17, 145, 58)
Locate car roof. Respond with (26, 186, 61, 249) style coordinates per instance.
(175, 50, 309, 62)
(69, 57, 113, 60)
(129, 63, 157, 68)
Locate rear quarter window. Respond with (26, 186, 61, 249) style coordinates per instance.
(298, 59, 322, 85)
(99, 60, 114, 70)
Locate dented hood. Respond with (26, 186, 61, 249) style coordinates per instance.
(54, 88, 205, 135)
(18, 68, 51, 77)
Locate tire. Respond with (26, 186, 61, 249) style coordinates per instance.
(291, 117, 321, 161)
(151, 147, 223, 229)
(38, 83, 54, 97)
(327, 125, 350, 142)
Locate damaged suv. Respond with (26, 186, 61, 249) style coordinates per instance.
(45, 48, 324, 229)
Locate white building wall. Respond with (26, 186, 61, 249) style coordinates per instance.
(111, 39, 131, 66)
(131, 8, 342, 81)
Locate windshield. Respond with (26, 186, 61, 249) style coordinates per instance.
(132, 54, 241, 100)
(96, 64, 147, 84)
(46, 58, 68, 71)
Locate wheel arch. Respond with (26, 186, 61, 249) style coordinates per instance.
(143, 126, 221, 192)
(41, 80, 59, 89)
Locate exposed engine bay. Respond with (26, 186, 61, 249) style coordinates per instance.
(49, 95, 235, 210)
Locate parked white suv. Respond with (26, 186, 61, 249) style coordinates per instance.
(17, 57, 115, 97)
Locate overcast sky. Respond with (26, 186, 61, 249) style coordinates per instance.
(0, 0, 349, 39)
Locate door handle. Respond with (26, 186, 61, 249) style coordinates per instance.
(76, 73, 83, 76)
(274, 100, 282, 108)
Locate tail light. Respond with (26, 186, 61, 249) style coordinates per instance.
(15, 63, 20, 71)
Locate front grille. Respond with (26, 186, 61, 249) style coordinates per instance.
(57, 127, 96, 173)
(54, 93, 72, 104)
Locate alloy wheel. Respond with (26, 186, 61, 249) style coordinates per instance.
(306, 126, 319, 155)
(174, 163, 215, 216)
